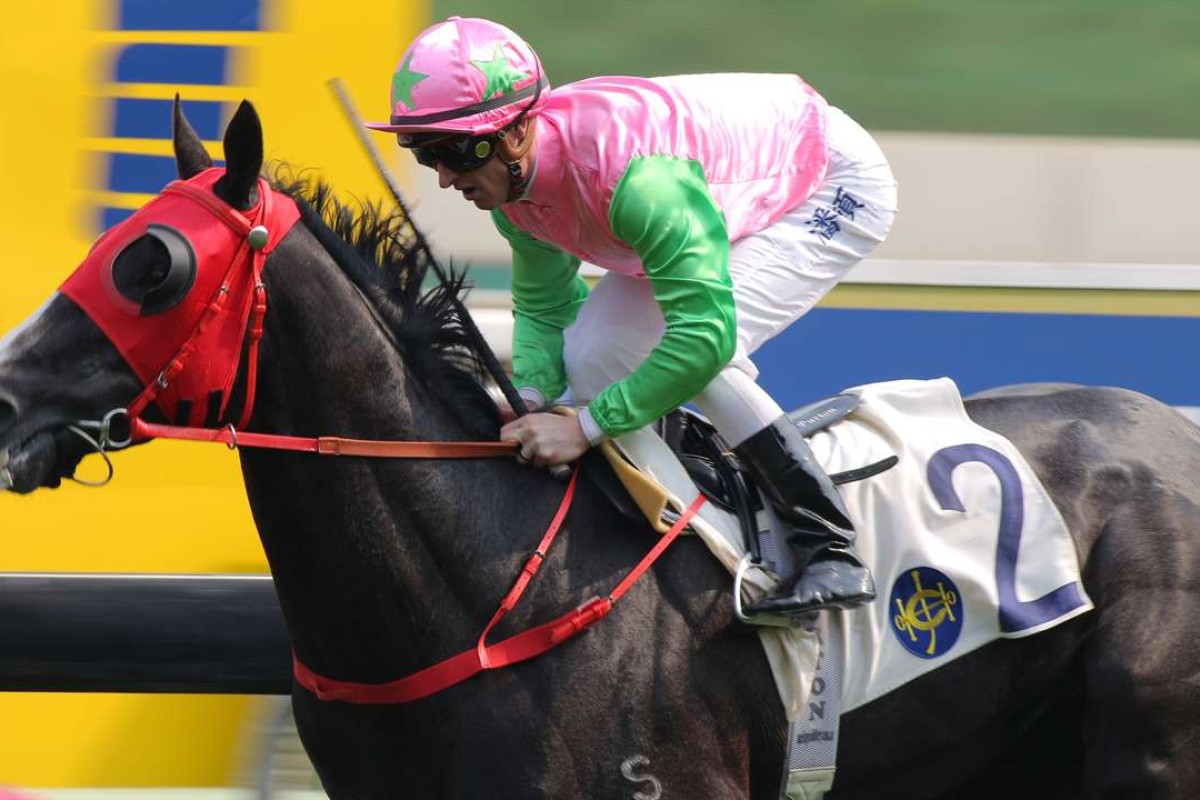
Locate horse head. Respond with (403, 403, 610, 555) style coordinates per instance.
(0, 98, 295, 493)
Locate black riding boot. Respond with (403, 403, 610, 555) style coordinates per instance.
(735, 416, 876, 616)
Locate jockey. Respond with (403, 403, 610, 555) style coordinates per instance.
(368, 16, 898, 618)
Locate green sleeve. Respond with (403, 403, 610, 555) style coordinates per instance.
(588, 156, 737, 438)
(491, 209, 588, 403)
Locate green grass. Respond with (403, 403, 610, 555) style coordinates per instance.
(429, 0, 1200, 139)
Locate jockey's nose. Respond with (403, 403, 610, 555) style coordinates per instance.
(435, 162, 459, 189)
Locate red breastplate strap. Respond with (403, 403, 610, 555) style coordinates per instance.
(292, 471, 708, 704)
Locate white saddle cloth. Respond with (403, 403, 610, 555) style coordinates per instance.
(608, 377, 1092, 721)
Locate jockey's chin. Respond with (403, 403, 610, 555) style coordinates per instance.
(462, 187, 503, 210)
(452, 178, 506, 211)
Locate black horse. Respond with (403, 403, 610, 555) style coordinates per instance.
(2, 100, 1199, 799)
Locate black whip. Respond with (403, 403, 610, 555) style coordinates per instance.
(327, 78, 528, 419)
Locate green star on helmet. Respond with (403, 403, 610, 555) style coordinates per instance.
(391, 52, 428, 110)
(471, 43, 531, 100)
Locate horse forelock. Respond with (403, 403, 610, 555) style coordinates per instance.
(269, 167, 501, 437)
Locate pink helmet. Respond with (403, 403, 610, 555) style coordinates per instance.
(366, 16, 549, 136)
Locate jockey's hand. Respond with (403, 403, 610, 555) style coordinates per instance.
(500, 412, 590, 468)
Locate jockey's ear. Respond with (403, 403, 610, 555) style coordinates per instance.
(215, 100, 264, 211)
(172, 94, 213, 180)
(499, 116, 536, 163)
(509, 117, 533, 145)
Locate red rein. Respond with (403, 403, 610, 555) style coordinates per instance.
(130, 417, 520, 459)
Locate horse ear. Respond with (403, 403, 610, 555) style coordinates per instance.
(215, 100, 264, 210)
(173, 95, 212, 180)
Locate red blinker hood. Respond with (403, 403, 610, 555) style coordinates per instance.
(61, 168, 301, 426)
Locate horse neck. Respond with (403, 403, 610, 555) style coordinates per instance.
(239, 227, 564, 680)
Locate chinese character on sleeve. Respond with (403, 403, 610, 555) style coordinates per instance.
(832, 187, 865, 220)
(808, 208, 841, 241)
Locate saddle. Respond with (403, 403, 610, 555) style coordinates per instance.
(581, 394, 896, 557)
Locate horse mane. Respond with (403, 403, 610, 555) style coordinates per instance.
(269, 168, 502, 437)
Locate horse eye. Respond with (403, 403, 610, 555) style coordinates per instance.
(109, 225, 197, 315)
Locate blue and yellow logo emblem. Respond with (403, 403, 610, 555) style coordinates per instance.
(889, 566, 962, 659)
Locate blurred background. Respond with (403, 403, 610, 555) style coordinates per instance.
(0, 0, 1196, 797)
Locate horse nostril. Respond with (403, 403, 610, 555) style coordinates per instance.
(0, 396, 16, 436)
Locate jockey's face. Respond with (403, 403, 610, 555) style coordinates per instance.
(403, 120, 533, 211)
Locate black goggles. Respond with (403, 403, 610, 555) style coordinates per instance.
(398, 132, 499, 172)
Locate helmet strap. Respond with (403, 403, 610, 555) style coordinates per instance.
(499, 117, 537, 201)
